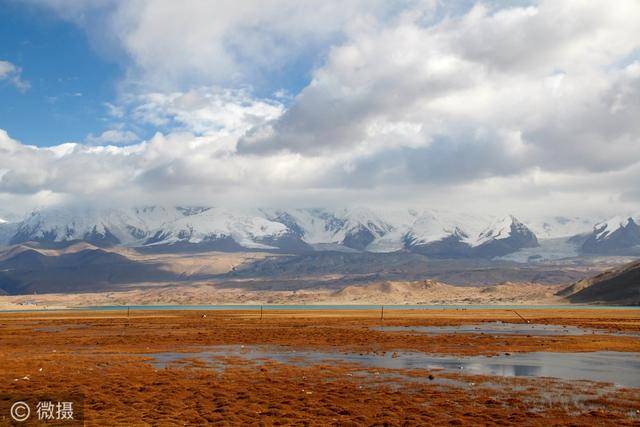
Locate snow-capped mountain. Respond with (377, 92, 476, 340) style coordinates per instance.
(262, 207, 393, 251)
(9, 206, 177, 247)
(6, 206, 305, 251)
(581, 215, 640, 255)
(524, 216, 597, 239)
(0, 206, 542, 258)
(403, 210, 489, 247)
(1, 206, 637, 258)
(404, 214, 538, 258)
(144, 207, 279, 248)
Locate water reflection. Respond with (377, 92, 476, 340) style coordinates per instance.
(373, 322, 639, 337)
(143, 346, 640, 388)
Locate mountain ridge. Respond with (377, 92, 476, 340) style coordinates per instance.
(0, 206, 638, 258)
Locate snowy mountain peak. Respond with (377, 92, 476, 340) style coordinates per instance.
(594, 216, 638, 240)
(401, 212, 538, 258)
(475, 215, 528, 244)
(403, 209, 487, 246)
(2, 205, 637, 258)
(477, 215, 513, 243)
(581, 214, 640, 255)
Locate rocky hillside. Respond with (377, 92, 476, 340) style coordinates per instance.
(558, 259, 640, 305)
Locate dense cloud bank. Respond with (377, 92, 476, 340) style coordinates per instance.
(2, 0, 639, 216)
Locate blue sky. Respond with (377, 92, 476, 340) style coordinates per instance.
(0, 1, 320, 147)
(0, 0, 638, 216)
(0, 2, 123, 147)
(0, 0, 529, 148)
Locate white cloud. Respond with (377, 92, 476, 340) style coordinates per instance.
(239, 0, 640, 177)
(0, 60, 30, 92)
(128, 87, 284, 138)
(0, 125, 343, 209)
(4, 0, 640, 217)
(86, 129, 139, 145)
(34, 0, 418, 90)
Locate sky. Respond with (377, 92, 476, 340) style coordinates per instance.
(0, 0, 639, 218)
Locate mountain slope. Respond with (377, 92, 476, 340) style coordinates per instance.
(261, 207, 393, 251)
(405, 215, 538, 258)
(581, 216, 640, 255)
(402, 210, 482, 257)
(0, 247, 181, 294)
(558, 259, 640, 305)
(472, 216, 539, 257)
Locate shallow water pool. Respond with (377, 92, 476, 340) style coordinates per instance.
(143, 346, 640, 388)
(373, 322, 640, 337)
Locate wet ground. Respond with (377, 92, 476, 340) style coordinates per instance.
(373, 321, 640, 337)
(1, 308, 639, 425)
(144, 346, 640, 387)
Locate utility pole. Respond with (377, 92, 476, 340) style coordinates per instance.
(380, 305, 384, 321)
(121, 306, 130, 337)
(260, 305, 263, 320)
